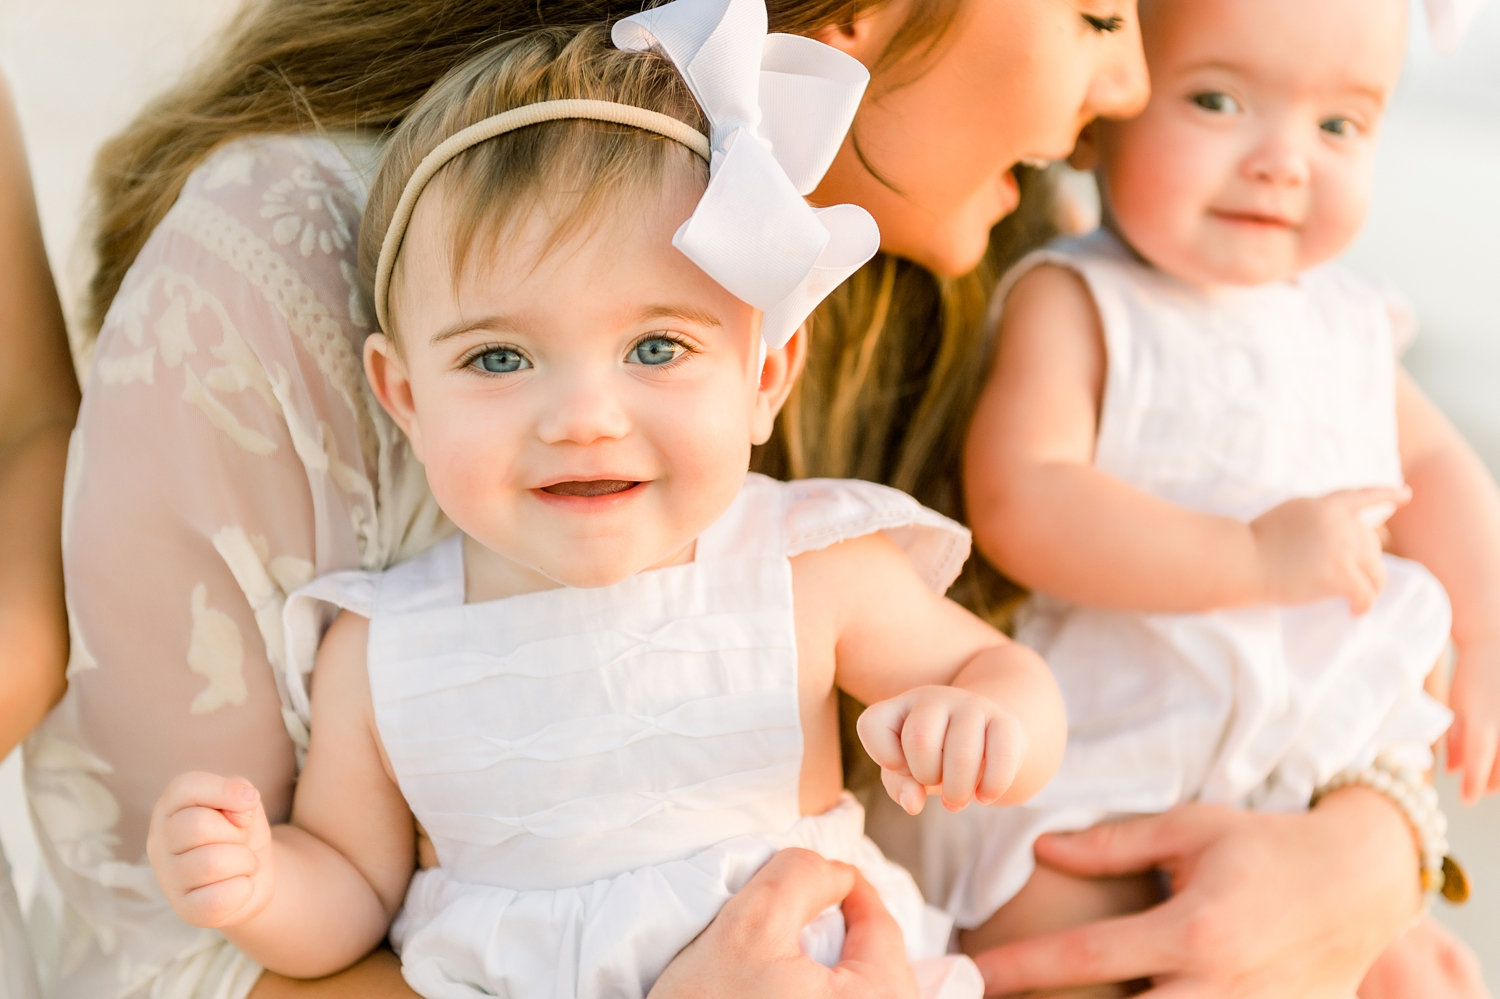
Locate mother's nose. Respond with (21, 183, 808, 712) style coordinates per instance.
(1088, 17, 1151, 122)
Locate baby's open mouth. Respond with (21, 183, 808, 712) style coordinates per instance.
(540, 480, 638, 497)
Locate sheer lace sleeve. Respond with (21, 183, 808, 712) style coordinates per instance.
(24, 135, 446, 999)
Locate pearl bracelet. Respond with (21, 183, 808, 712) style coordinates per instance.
(1312, 757, 1470, 905)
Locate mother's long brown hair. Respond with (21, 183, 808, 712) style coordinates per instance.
(86, 0, 1056, 621)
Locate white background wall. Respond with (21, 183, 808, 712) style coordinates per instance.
(1, 0, 1496, 990)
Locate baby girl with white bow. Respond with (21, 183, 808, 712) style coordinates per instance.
(141, 1, 1063, 996)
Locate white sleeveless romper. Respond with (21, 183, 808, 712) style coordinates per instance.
(886, 231, 1453, 928)
(283, 473, 982, 998)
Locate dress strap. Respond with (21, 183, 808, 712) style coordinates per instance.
(691, 472, 788, 563)
(370, 533, 466, 615)
(279, 567, 378, 757)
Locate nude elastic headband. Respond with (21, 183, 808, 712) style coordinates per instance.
(373, 99, 711, 336)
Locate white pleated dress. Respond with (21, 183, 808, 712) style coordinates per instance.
(888, 231, 1454, 928)
(283, 472, 981, 998)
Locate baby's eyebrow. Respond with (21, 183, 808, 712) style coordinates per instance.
(428, 315, 522, 345)
(635, 304, 723, 329)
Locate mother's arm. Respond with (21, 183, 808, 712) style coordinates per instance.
(28, 135, 412, 996)
(0, 71, 77, 759)
(249, 950, 418, 999)
(973, 791, 1431, 997)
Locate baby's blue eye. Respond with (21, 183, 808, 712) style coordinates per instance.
(629, 336, 687, 366)
(473, 347, 529, 374)
(1321, 117, 1358, 138)
(1191, 92, 1241, 114)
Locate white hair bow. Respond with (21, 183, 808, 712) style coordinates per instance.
(1427, 0, 1487, 51)
(613, 0, 880, 349)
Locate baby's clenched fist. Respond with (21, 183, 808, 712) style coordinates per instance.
(147, 771, 275, 928)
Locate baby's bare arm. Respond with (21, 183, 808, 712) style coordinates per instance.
(965, 265, 1400, 614)
(248, 949, 419, 998)
(796, 533, 1065, 811)
(1390, 369, 1500, 649)
(1390, 369, 1500, 799)
(149, 612, 415, 978)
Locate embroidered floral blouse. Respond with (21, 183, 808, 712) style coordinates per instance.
(24, 133, 448, 999)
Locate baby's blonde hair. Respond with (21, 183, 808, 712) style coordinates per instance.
(358, 24, 709, 339)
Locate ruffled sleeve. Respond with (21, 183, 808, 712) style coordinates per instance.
(779, 476, 971, 595)
(25, 134, 446, 999)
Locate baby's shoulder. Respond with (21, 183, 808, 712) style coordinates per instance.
(1298, 259, 1395, 305)
(1298, 262, 1415, 348)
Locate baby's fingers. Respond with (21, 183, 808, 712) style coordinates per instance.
(977, 713, 1029, 805)
(856, 700, 913, 773)
(174, 862, 261, 928)
(158, 803, 249, 855)
(1346, 564, 1380, 616)
(170, 842, 260, 894)
(156, 772, 261, 825)
(881, 767, 929, 816)
(900, 700, 953, 790)
(1331, 484, 1411, 523)
(938, 706, 986, 811)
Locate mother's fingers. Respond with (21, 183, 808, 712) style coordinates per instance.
(1030, 805, 1229, 879)
(835, 870, 909, 969)
(1137, 981, 1202, 998)
(1460, 724, 1499, 804)
(720, 848, 856, 947)
(973, 906, 1173, 995)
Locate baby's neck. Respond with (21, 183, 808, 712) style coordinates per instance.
(459, 532, 699, 603)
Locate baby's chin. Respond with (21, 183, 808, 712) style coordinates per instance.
(1126, 231, 1315, 290)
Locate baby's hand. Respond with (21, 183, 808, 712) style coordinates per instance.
(1447, 638, 1500, 803)
(147, 772, 274, 928)
(1249, 487, 1408, 614)
(856, 686, 1028, 815)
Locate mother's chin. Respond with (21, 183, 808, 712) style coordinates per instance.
(884, 173, 1028, 279)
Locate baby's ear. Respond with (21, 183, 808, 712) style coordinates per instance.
(1069, 121, 1102, 172)
(364, 332, 424, 459)
(750, 327, 805, 446)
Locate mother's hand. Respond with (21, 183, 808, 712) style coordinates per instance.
(974, 791, 1423, 998)
(649, 848, 920, 999)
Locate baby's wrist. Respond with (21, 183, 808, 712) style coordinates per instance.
(1234, 518, 1275, 606)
